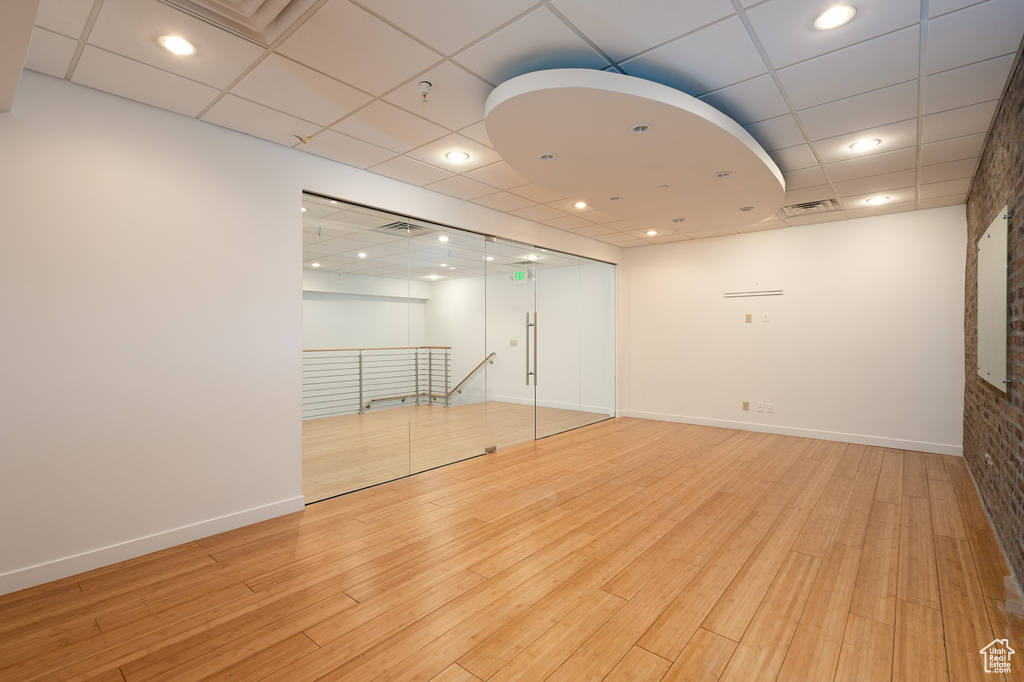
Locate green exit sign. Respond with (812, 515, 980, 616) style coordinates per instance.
(512, 270, 529, 285)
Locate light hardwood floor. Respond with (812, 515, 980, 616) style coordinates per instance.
(2, 419, 1022, 681)
(303, 401, 611, 502)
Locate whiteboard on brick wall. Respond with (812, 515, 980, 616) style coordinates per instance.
(977, 204, 1009, 393)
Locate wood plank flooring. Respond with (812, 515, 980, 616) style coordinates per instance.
(2, 418, 1021, 681)
(303, 401, 611, 503)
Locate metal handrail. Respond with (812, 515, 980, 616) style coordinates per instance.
(448, 352, 496, 398)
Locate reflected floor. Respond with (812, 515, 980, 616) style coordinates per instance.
(303, 401, 611, 503)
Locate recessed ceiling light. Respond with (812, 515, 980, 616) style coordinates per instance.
(539, 153, 556, 161)
(610, 196, 622, 201)
(740, 206, 755, 212)
(814, 5, 856, 30)
(849, 138, 881, 152)
(865, 196, 891, 204)
(440, 263, 447, 267)
(438, 235, 449, 242)
(329, 200, 337, 204)
(714, 171, 733, 179)
(527, 254, 538, 261)
(158, 35, 196, 55)
(301, 207, 307, 212)
(448, 266, 456, 270)
(574, 201, 587, 209)
(445, 151, 470, 161)
(658, 185, 669, 190)
(485, 256, 494, 261)
(672, 218, 686, 223)
(358, 252, 367, 258)
(631, 124, 652, 134)
(429, 274, 439, 280)
(646, 230, 658, 236)
(311, 262, 321, 268)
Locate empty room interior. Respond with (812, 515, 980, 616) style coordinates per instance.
(1, 0, 1023, 679)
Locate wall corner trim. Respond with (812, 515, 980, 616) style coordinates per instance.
(620, 410, 963, 456)
(0, 495, 306, 597)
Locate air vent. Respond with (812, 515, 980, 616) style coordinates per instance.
(776, 199, 842, 219)
(161, 0, 319, 45)
(510, 260, 537, 266)
(374, 221, 435, 237)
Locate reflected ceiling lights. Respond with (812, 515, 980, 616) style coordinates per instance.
(358, 252, 367, 258)
(438, 235, 449, 242)
(866, 196, 891, 204)
(158, 35, 196, 55)
(850, 138, 881, 152)
(445, 151, 470, 162)
(814, 6, 857, 30)
(484, 69, 784, 230)
(311, 262, 321, 268)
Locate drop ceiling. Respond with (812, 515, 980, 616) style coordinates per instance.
(20, 0, 1024, 248)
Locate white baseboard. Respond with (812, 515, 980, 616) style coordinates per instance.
(492, 395, 615, 414)
(620, 410, 963, 456)
(0, 495, 305, 597)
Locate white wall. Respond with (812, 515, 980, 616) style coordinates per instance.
(0, 71, 619, 595)
(620, 206, 967, 454)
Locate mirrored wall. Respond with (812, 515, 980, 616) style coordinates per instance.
(301, 193, 615, 503)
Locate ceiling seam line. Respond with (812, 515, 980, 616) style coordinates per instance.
(64, 0, 107, 81)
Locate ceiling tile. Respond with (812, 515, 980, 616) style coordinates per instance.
(812, 119, 918, 164)
(277, 0, 440, 96)
(921, 99, 998, 142)
(425, 175, 498, 200)
(684, 227, 738, 239)
(303, 130, 397, 168)
(405, 133, 501, 172)
(930, 0, 988, 17)
(839, 186, 916, 209)
(926, 0, 1024, 74)
(230, 54, 372, 127)
(920, 133, 987, 165)
(545, 215, 594, 230)
(551, 0, 734, 62)
(784, 184, 835, 205)
(834, 169, 917, 197)
(202, 94, 321, 146)
(797, 80, 919, 141)
(73, 47, 220, 117)
(510, 205, 569, 222)
(744, 115, 805, 152)
(35, 0, 93, 38)
(384, 61, 492, 131)
(824, 147, 917, 182)
(332, 101, 447, 153)
(471, 191, 537, 211)
(614, 239, 652, 247)
(459, 121, 492, 147)
(643, 233, 693, 243)
(783, 211, 848, 227)
(355, 0, 536, 56)
(920, 157, 979, 183)
(918, 194, 968, 208)
(25, 28, 76, 78)
(782, 166, 827, 190)
(464, 161, 532, 190)
(699, 74, 789, 125)
(603, 219, 655, 232)
(923, 54, 1015, 114)
(86, 0, 265, 89)
(736, 219, 788, 233)
(547, 199, 595, 214)
(920, 177, 973, 199)
(769, 144, 818, 172)
(569, 224, 617, 237)
(846, 200, 917, 219)
(776, 27, 920, 110)
(452, 6, 611, 86)
(572, 208, 619, 223)
(509, 183, 567, 203)
(620, 16, 766, 96)
(745, 0, 920, 68)
(596, 231, 645, 243)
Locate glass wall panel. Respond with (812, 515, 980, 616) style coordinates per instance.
(579, 259, 616, 426)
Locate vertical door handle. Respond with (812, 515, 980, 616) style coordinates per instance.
(532, 312, 538, 386)
(525, 312, 531, 385)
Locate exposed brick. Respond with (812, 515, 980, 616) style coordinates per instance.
(964, 52, 1024, 587)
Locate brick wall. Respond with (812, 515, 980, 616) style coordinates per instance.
(964, 51, 1024, 584)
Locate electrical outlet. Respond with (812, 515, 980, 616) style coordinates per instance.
(767, 403, 774, 414)
(742, 401, 749, 411)
(756, 402, 764, 412)
(745, 313, 752, 323)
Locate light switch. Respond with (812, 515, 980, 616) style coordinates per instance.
(745, 313, 752, 323)
(510, 339, 517, 347)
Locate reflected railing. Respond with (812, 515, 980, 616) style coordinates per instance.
(302, 346, 451, 420)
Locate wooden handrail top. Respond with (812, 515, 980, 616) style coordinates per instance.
(448, 352, 497, 398)
(303, 346, 453, 352)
